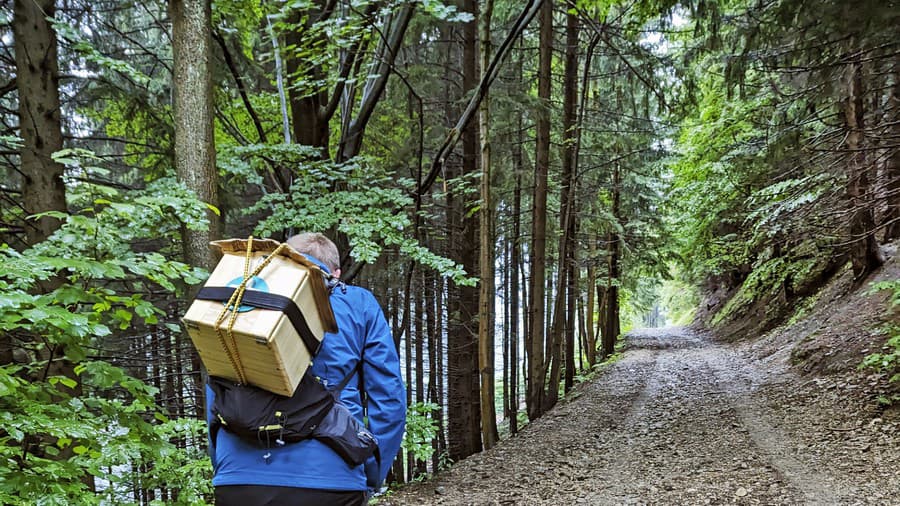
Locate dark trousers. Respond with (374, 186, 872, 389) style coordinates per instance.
(215, 485, 367, 506)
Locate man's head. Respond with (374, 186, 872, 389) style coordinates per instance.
(286, 232, 341, 276)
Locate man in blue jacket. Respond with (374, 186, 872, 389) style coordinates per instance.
(209, 232, 407, 505)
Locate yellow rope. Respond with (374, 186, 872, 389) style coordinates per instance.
(213, 237, 254, 384)
(213, 237, 288, 385)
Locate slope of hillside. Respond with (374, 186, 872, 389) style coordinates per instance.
(715, 241, 900, 413)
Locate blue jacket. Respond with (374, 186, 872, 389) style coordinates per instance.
(206, 258, 406, 492)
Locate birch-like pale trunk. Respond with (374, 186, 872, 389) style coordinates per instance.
(266, 14, 291, 144)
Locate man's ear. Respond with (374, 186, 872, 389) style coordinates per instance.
(333, 269, 342, 279)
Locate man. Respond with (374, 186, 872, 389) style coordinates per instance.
(209, 232, 407, 505)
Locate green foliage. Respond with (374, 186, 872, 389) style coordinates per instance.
(401, 402, 440, 462)
(670, 0, 897, 337)
(670, 66, 772, 283)
(659, 275, 698, 326)
(0, 363, 212, 505)
(230, 148, 473, 285)
(786, 292, 821, 327)
(620, 277, 660, 331)
(669, 8, 858, 331)
(212, 0, 264, 56)
(51, 19, 153, 88)
(744, 174, 834, 242)
(570, 9, 675, 332)
(0, 169, 212, 503)
(420, 0, 474, 23)
(860, 328, 900, 382)
(859, 281, 900, 395)
(708, 242, 825, 327)
(870, 281, 900, 308)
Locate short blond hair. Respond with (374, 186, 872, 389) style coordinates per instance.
(287, 232, 340, 272)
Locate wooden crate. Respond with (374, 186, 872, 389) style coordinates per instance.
(182, 238, 337, 396)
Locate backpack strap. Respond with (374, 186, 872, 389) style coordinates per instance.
(334, 360, 362, 393)
(331, 357, 368, 430)
(326, 275, 347, 294)
(196, 286, 322, 357)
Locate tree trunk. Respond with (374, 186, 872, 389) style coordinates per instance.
(404, 263, 413, 481)
(601, 164, 622, 358)
(337, 4, 415, 163)
(425, 269, 439, 471)
(577, 268, 587, 370)
(14, 0, 67, 248)
(477, 0, 498, 450)
(562, 9, 579, 394)
(540, 0, 577, 407)
(172, 0, 218, 423)
(171, 0, 220, 273)
(597, 283, 606, 347)
(509, 119, 523, 435)
(843, 57, 883, 281)
(284, 2, 330, 157)
(576, 34, 598, 369)
(526, 0, 552, 422)
(12, 3, 95, 491)
(10, 0, 69, 369)
(414, 271, 426, 476)
(502, 238, 511, 432)
(565, 245, 577, 388)
(434, 274, 447, 469)
(446, 7, 482, 459)
(585, 238, 597, 367)
(883, 79, 900, 241)
(547, 259, 565, 408)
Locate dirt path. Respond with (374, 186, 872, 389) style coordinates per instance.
(382, 328, 900, 505)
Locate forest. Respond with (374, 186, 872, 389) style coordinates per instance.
(1, 0, 898, 503)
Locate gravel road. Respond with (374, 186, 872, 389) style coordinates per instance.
(382, 327, 900, 505)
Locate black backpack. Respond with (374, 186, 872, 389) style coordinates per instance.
(208, 364, 379, 467)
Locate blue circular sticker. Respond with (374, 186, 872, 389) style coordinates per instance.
(225, 276, 270, 312)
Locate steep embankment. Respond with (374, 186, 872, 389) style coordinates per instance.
(383, 328, 900, 505)
(715, 241, 900, 409)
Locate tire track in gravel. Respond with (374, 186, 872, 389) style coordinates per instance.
(383, 327, 899, 505)
(701, 345, 851, 504)
(591, 329, 809, 504)
(491, 347, 661, 505)
(599, 345, 663, 503)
